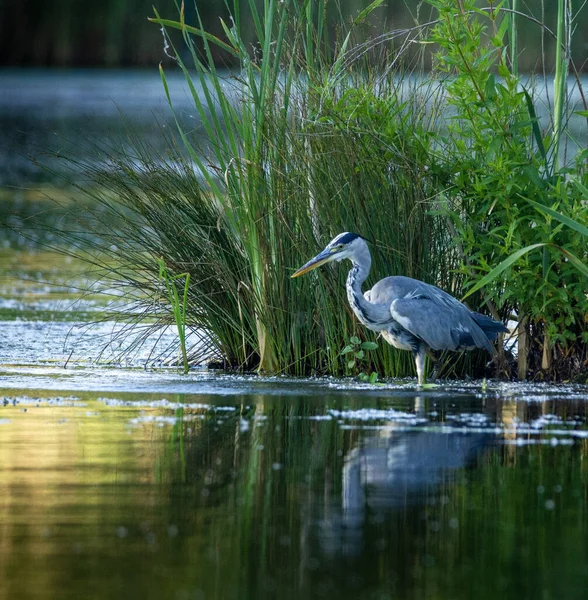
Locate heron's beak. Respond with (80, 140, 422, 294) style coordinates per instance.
(291, 248, 333, 278)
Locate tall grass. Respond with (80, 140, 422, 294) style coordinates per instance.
(157, 258, 191, 373)
(132, 0, 454, 377)
(45, 0, 455, 377)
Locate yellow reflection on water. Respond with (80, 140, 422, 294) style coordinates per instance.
(0, 398, 171, 597)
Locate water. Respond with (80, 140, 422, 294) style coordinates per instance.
(0, 69, 196, 186)
(2, 249, 588, 600)
(2, 379, 588, 600)
(2, 69, 588, 600)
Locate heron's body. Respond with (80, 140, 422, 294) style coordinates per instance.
(292, 232, 508, 385)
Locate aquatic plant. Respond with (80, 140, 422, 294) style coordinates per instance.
(426, 0, 588, 379)
(134, 0, 456, 376)
(157, 258, 191, 373)
(341, 336, 379, 383)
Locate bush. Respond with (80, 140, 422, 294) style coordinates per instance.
(428, 0, 588, 379)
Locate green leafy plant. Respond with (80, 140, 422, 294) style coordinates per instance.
(341, 336, 379, 383)
(426, 0, 588, 379)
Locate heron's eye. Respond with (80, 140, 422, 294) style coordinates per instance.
(336, 244, 344, 250)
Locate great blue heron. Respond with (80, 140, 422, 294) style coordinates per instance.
(291, 232, 508, 385)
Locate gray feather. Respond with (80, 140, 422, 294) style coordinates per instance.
(389, 297, 494, 353)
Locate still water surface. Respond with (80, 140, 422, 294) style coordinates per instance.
(1, 69, 588, 600)
(0, 69, 196, 186)
(2, 375, 588, 600)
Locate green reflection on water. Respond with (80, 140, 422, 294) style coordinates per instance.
(0, 393, 587, 600)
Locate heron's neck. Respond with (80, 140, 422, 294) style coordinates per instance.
(345, 243, 386, 326)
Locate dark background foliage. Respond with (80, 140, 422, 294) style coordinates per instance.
(1, 0, 586, 70)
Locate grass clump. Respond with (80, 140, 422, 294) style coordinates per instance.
(85, 0, 451, 377)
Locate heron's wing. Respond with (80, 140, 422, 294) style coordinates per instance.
(369, 276, 469, 310)
(389, 297, 494, 353)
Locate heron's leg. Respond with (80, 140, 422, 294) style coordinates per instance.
(413, 346, 426, 386)
(426, 348, 440, 381)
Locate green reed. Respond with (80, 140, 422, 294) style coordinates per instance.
(157, 258, 191, 374)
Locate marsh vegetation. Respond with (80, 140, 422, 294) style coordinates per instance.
(48, 0, 587, 381)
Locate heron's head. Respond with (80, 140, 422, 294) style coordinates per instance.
(291, 232, 365, 278)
